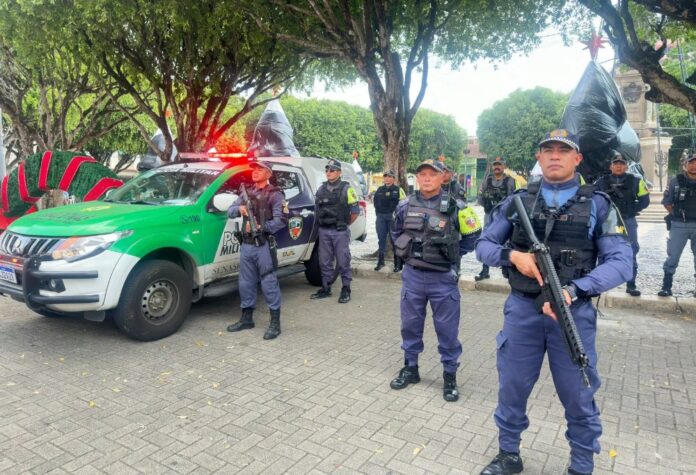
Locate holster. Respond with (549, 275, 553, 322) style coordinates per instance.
(665, 214, 672, 231)
(268, 235, 278, 270)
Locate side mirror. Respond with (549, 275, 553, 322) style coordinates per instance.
(105, 189, 115, 199)
(212, 193, 238, 213)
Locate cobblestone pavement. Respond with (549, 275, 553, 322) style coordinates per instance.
(1, 274, 694, 474)
(352, 203, 696, 297)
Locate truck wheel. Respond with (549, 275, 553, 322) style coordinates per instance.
(113, 260, 192, 341)
(304, 242, 322, 286)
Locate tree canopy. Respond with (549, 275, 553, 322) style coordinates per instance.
(249, 0, 574, 188)
(477, 87, 569, 173)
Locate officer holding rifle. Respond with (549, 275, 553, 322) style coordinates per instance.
(475, 129, 632, 475)
(226, 161, 287, 340)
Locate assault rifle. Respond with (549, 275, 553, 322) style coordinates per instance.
(512, 195, 591, 388)
(239, 183, 263, 247)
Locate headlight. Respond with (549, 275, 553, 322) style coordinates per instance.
(51, 231, 133, 262)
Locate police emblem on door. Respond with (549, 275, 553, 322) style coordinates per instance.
(289, 216, 303, 240)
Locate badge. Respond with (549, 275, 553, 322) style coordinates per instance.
(289, 216, 303, 240)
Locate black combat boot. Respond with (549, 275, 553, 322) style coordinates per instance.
(390, 363, 420, 389)
(310, 287, 332, 299)
(657, 273, 674, 297)
(475, 264, 490, 281)
(626, 280, 641, 297)
(338, 286, 351, 303)
(263, 309, 281, 340)
(480, 450, 524, 475)
(227, 307, 254, 332)
(393, 256, 403, 273)
(443, 371, 459, 402)
(374, 253, 385, 271)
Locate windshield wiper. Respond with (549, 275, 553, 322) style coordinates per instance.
(127, 200, 159, 205)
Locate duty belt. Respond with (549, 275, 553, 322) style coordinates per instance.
(241, 235, 267, 246)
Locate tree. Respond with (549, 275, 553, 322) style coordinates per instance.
(66, 0, 309, 160)
(409, 109, 467, 171)
(579, 0, 696, 114)
(249, 0, 570, 188)
(0, 2, 134, 160)
(477, 87, 569, 173)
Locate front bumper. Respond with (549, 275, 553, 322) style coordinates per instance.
(0, 255, 101, 310)
(0, 246, 143, 314)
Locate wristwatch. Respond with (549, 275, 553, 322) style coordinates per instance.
(562, 284, 578, 303)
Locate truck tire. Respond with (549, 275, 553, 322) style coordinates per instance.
(304, 243, 322, 286)
(113, 259, 192, 341)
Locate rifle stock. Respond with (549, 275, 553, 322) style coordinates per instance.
(512, 195, 591, 388)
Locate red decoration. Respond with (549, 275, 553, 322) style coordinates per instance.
(1, 176, 9, 213)
(38, 150, 53, 191)
(57, 156, 96, 191)
(83, 177, 124, 201)
(581, 31, 606, 60)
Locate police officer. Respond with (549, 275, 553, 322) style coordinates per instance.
(658, 153, 696, 297)
(476, 130, 632, 475)
(442, 164, 467, 201)
(373, 170, 406, 272)
(476, 157, 517, 281)
(390, 159, 481, 402)
(594, 153, 650, 296)
(310, 158, 360, 303)
(226, 161, 287, 340)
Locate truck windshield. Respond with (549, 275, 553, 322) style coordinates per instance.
(106, 167, 221, 205)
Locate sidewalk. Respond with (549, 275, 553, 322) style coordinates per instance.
(1, 273, 694, 474)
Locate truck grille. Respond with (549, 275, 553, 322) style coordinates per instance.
(0, 232, 62, 258)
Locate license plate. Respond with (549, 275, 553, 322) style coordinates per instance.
(0, 265, 18, 284)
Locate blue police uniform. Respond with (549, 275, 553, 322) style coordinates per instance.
(476, 176, 632, 474)
(373, 174, 406, 272)
(389, 173, 481, 401)
(658, 167, 696, 296)
(311, 160, 361, 303)
(226, 179, 287, 339)
(594, 169, 650, 295)
(476, 167, 517, 280)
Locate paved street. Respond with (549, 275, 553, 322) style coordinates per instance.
(1, 273, 694, 474)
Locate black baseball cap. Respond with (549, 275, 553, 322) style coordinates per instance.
(249, 160, 272, 171)
(611, 153, 627, 164)
(539, 129, 580, 152)
(383, 170, 396, 177)
(416, 159, 445, 173)
(325, 159, 342, 171)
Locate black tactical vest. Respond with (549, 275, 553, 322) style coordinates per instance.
(395, 194, 460, 272)
(374, 185, 401, 214)
(507, 183, 598, 295)
(482, 175, 513, 213)
(242, 184, 281, 243)
(672, 175, 696, 222)
(316, 181, 351, 230)
(596, 174, 640, 218)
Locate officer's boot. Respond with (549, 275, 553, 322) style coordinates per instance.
(310, 286, 332, 299)
(626, 280, 641, 297)
(226, 308, 254, 332)
(389, 362, 420, 390)
(479, 450, 524, 475)
(475, 264, 490, 281)
(393, 256, 403, 273)
(374, 253, 385, 271)
(263, 309, 281, 340)
(338, 286, 351, 303)
(443, 371, 459, 402)
(657, 273, 674, 297)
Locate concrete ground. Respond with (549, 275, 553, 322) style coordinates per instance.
(1, 271, 694, 474)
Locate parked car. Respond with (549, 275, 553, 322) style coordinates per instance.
(0, 155, 367, 341)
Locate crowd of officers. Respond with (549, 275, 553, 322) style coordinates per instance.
(221, 130, 695, 475)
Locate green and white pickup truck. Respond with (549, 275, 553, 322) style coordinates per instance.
(0, 157, 367, 341)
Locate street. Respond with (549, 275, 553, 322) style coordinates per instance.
(0, 272, 694, 474)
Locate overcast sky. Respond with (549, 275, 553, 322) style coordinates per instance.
(302, 33, 616, 137)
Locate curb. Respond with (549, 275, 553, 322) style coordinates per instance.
(352, 263, 696, 317)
